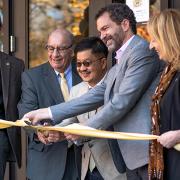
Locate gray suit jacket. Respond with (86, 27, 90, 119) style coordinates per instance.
(60, 82, 126, 180)
(50, 35, 163, 170)
(18, 62, 81, 180)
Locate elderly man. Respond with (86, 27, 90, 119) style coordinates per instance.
(18, 28, 81, 180)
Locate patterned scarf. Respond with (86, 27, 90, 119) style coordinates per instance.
(148, 64, 176, 180)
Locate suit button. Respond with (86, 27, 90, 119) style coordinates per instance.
(88, 143, 93, 148)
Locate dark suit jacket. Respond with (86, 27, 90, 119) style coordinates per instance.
(0, 51, 24, 167)
(18, 61, 81, 180)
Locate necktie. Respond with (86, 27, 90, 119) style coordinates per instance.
(60, 73, 71, 147)
(60, 73, 69, 101)
(89, 153, 96, 172)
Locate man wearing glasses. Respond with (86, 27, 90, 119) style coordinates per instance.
(18, 28, 81, 180)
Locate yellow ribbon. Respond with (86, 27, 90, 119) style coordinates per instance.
(0, 119, 179, 151)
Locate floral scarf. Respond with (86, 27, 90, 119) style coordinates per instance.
(148, 64, 176, 180)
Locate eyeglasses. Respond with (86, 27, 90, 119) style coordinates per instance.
(76, 57, 104, 68)
(46, 44, 72, 54)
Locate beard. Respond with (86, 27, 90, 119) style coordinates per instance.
(103, 34, 122, 52)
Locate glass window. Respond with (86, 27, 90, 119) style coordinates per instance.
(29, 0, 89, 67)
(137, 0, 160, 41)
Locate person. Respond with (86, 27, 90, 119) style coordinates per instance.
(18, 28, 82, 180)
(147, 9, 180, 180)
(23, 4, 163, 180)
(0, 18, 24, 179)
(49, 37, 126, 180)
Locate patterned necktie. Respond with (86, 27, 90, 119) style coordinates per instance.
(60, 73, 69, 101)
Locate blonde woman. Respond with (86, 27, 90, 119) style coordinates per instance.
(147, 9, 180, 180)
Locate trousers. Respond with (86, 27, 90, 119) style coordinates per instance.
(0, 130, 10, 180)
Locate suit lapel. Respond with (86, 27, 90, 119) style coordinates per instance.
(42, 61, 81, 104)
(106, 35, 141, 101)
(71, 60, 81, 86)
(105, 65, 118, 102)
(119, 35, 141, 63)
(0, 55, 11, 111)
(73, 82, 89, 123)
(81, 143, 91, 180)
(72, 71, 81, 86)
(42, 63, 64, 104)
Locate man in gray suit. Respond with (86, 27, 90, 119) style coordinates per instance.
(52, 37, 126, 180)
(18, 28, 81, 180)
(23, 4, 163, 180)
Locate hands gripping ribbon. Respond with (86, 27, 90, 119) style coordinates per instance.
(0, 118, 180, 151)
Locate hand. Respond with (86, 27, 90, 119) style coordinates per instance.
(47, 131, 66, 143)
(64, 133, 81, 141)
(157, 130, 180, 148)
(37, 131, 49, 144)
(23, 108, 50, 125)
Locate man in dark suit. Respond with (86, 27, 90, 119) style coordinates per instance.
(18, 28, 81, 180)
(0, 18, 24, 179)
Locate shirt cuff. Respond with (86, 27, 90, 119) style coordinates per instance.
(48, 107, 53, 120)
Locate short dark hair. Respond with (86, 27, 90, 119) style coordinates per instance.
(74, 37, 108, 58)
(95, 3, 137, 34)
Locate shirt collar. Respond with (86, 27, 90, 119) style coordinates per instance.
(54, 64, 72, 76)
(115, 35, 135, 60)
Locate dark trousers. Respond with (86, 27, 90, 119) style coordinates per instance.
(62, 145, 80, 180)
(126, 164, 148, 180)
(85, 168, 104, 180)
(0, 130, 10, 180)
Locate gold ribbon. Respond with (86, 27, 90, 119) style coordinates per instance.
(0, 119, 179, 151)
